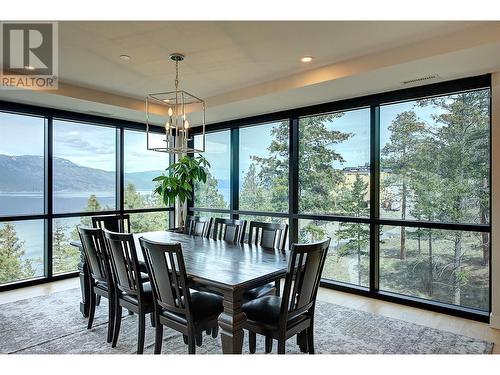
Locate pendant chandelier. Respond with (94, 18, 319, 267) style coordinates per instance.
(145, 53, 205, 154)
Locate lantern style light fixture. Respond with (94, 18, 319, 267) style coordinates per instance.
(145, 53, 205, 154)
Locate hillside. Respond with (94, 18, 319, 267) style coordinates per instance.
(0, 154, 163, 191)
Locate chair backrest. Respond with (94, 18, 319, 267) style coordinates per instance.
(77, 226, 112, 285)
(103, 229, 144, 297)
(139, 237, 193, 320)
(184, 216, 211, 237)
(247, 221, 288, 251)
(279, 238, 331, 328)
(92, 214, 130, 233)
(212, 218, 247, 243)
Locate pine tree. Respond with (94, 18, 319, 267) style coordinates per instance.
(336, 175, 370, 285)
(53, 222, 80, 274)
(381, 110, 426, 260)
(0, 222, 35, 284)
(240, 163, 271, 211)
(194, 171, 227, 209)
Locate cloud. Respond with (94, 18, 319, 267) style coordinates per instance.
(56, 132, 115, 155)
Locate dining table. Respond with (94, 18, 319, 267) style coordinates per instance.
(71, 231, 289, 354)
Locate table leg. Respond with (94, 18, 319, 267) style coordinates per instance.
(78, 258, 90, 318)
(218, 289, 246, 354)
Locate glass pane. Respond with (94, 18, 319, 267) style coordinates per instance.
(0, 220, 44, 285)
(129, 211, 169, 233)
(194, 131, 230, 209)
(238, 215, 288, 245)
(124, 130, 168, 209)
(239, 121, 289, 212)
(191, 211, 230, 220)
(53, 120, 116, 213)
(52, 217, 84, 275)
(380, 89, 490, 225)
(299, 108, 370, 216)
(299, 219, 369, 287)
(0, 112, 45, 216)
(379, 225, 489, 311)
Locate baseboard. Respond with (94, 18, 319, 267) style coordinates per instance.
(490, 313, 500, 329)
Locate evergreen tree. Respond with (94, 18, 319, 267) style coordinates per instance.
(240, 163, 271, 211)
(336, 175, 370, 285)
(381, 111, 426, 260)
(53, 222, 80, 274)
(194, 171, 227, 209)
(0, 222, 35, 284)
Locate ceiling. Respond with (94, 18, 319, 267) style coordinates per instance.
(1, 21, 500, 126)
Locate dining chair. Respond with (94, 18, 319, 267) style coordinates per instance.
(139, 237, 223, 354)
(244, 221, 289, 300)
(92, 214, 131, 233)
(77, 226, 115, 343)
(211, 218, 247, 243)
(103, 229, 155, 354)
(184, 216, 212, 237)
(243, 237, 331, 354)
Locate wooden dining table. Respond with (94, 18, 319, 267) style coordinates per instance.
(71, 231, 289, 354)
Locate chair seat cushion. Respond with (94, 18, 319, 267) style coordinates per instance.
(121, 282, 154, 307)
(243, 283, 275, 300)
(160, 291, 223, 323)
(242, 295, 281, 325)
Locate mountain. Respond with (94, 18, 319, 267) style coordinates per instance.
(0, 154, 163, 192)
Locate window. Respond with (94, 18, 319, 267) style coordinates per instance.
(0, 112, 45, 216)
(193, 131, 230, 209)
(299, 219, 370, 287)
(0, 220, 44, 285)
(379, 226, 489, 311)
(129, 212, 169, 233)
(53, 120, 117, 213)
(299, 108, 370, 217)
(53, 216, 86, 275)
(379, 91, 490, 224)
(239, 121, 289, 212)
(124, 130, 168, 210)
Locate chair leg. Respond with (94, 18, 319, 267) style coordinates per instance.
(137, 313, 146, 354)
(128, 309, 134, 315)
(112, 304, 122, 348)
(87, 292, 96, 329)
(96, 295, 101, 306)
(278, 339, 286, 354)
(211, 325, 218, 338)
(307, 326, 315, 354)
(183, 334, 188, 345)
(297, 330, 308, 353)
(188, 333, 196, 354)
(150, 312, 156, 327)
(265, 336, 273, 353)
(195, 329, 203, 347)
(205, 327, 212, 335)
(249, 331, 256, 354)
(107, 295, 115, 343)
(154, 315, 163, 354)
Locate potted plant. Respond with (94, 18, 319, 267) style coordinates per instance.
(153, 155, 210, 230)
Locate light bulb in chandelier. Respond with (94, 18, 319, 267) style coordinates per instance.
(184, 119, 189, 129)
(168, 107, 173, 117)
(165, 120, 170, 131)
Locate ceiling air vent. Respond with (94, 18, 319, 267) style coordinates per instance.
(401, 74, 439, 85)
(87, 110, 113, 117)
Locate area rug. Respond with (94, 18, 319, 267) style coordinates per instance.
(0, 288, 493, 354)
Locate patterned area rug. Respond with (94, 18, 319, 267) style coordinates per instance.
(0, 288, 493, 354)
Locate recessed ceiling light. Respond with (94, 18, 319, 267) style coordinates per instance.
(301, 56, 313, 63)
(162, 99, 170, 103)
(24, 65, 36, 70)
(119, 54, 131, 62)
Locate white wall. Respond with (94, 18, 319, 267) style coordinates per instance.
(491, 72, 500, 329)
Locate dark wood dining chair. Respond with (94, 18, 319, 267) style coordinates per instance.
(139, 237, 223, 354)
(103, 229, 155, 354)
(211, 218, 247, 243)
(247, 221, 288, 252)
(92, 214, 130, 233)
(77, 226, 115, 343)
(243, 237, 331, 354)
(244, 221, 289, 300)
(184, 216, 212, 237)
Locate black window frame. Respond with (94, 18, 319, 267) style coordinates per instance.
(0, 102, 174, 291)
(189, 74, 492, 322)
